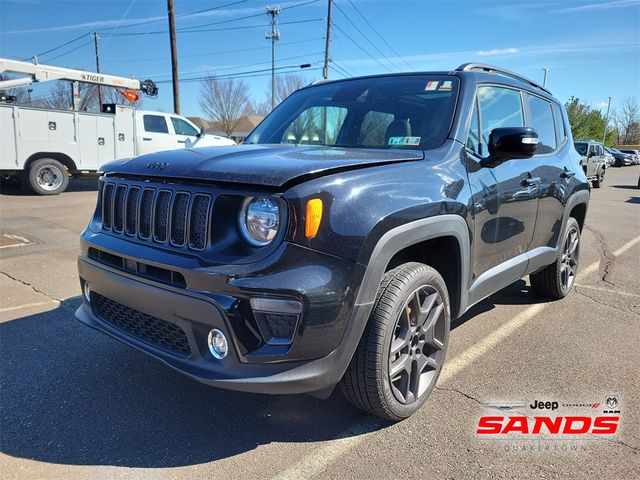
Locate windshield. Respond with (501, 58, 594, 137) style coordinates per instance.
(574, 142, 588, 155)
(246, 75, 459, 150)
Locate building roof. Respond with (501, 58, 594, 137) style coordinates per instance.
(188, 115, 264, 138)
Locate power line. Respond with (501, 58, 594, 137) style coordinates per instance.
(109, 18, 323, 36)
(330, 59, 353, 77)
(40, 39, 94, 63)
(332, 23, 392, 72)
(333, 2, 400, 71)
(27, 32, 91, 60)
(101, 37, 325, 63)
(156, 63, 322, 84)
(346, 0, 413, 70)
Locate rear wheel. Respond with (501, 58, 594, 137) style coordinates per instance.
(530, 217, 580, 299)
(340, 262, 450, 421)
(26, 158, 69, 195)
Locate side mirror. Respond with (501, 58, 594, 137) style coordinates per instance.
(488, 127, 538, 161)
(197, 128, 205, 138)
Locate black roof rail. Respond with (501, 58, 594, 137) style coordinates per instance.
(456, 63, 552, 95)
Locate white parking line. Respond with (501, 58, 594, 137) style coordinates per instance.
(272, 234, 640, 480)
(0, 301, 55, 313)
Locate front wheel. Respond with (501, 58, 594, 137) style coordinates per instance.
(340, 262, 450, 421)
(530, 217, 581, 299)
(26, 158, 69, 195)
(593, 169, 604, 188)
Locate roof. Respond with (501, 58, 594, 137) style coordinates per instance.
(195, 115, 264, 137)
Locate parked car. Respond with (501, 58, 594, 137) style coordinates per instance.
(574, 140, 607, 187)
(619, 149, 640, 165)
(607, 147, 634, 167)
(602, 148, 615, 167)
(0, 104, 235, 195)
(76, 64, 589, 421)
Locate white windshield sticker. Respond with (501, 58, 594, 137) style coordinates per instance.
(425, 81, 439, 91)
(388, 136, 421, 146)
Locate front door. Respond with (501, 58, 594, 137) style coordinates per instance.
(465, 85, 540, 289)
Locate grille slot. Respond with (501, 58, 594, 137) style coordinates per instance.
(153, 190, 172, 243)
(170, 192, 190, 246)
(100, 180, 213, 252)
(92, 292, 190, 356)
(139, 189, 154, 239)
(125, 187, 140, 235)
(189, 194, 210, 250)
(113, 185, 126, 232)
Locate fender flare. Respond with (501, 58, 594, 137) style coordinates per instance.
(354, 214, 471, 312)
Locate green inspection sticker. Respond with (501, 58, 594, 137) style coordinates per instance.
(388, 136, 421, 146)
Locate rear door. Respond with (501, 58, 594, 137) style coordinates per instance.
(466, 85, 539, 285)
(138, 113, 174, 155)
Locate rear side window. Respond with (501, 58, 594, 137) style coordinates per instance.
(143, 114, 169, 134)
(478, 86, 524, 155)
(574, 142, 587, 155)
(525, 94, 556, 154)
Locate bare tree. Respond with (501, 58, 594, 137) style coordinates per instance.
(615, 97, 640, 145)
(270, 74, 306, 106)
(199, 77, 250, 137)
(244, 98, 271, 117)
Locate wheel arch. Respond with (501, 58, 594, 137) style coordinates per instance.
(25, 152, 78, 174)
(354, 215, 471, 319)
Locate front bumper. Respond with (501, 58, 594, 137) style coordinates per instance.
(76, 236, 371, 395)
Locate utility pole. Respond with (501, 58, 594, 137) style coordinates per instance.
(266, 5, 281, 110)
(542, 67, 549, 87)
(323, 0, 332, 79)
(602, 96, 612, 145)
(167, 0, 180, 114)
(93, 32, 103, 108)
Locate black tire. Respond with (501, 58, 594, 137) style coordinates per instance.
(340, 262, 450, 421)
(593, 169, 604, 188)
(26, 158, 69, 195)
(530, 217, 581, 299)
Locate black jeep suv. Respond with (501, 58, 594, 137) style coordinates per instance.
(76, 64, 589, 421)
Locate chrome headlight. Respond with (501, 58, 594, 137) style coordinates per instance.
(238, 196, 280, 247)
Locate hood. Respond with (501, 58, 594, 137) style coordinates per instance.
(101, 144, 424, 187)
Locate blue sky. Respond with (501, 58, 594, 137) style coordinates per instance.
(1, 0, 639, 117)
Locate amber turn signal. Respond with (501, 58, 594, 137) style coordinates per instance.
(305, 199, 323, 239)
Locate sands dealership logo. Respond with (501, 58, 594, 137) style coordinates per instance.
(476, 395, 621, 436)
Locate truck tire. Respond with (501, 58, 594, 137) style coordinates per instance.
(26, 158, 69, 195)
(340, 262, 450, 421)
(593, 169, 604, 188)
(530, 217, 580, 299)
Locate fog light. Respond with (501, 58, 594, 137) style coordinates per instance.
(208, 329, 228, 359)
(83, 282, 91, 303)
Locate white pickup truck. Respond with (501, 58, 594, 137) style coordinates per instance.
(0, 104, 234, 194)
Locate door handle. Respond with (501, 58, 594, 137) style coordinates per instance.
(142, 137, 152, 141)
(177, 140, 186, 144)
(522, 177, 542, 187)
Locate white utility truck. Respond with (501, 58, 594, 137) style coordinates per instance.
(0, 58, 234, 194)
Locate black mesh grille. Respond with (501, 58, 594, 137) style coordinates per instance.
(125, 187, 140, 235)
(102, 184, 114, 229)
(92, 292, 190, 356)
(189, 195, 210, 250)
(170, 192, 189, 246)
(153, 191, 171, 242)
(113, 185, 126, 232)
(101, 181, 212, 252)
(139, 189, 154, 239)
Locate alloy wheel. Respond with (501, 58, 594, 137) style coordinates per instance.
(560, 226, 579, 291)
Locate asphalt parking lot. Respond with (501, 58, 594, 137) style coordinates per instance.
(1, 166, 639, 479)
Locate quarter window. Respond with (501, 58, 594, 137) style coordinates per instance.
(525, 94, 556, 154)
(171, 117, 199, 136)
(143, 114, 169, 134)
(467, 99, 480, 156)
(552, 104, 566, 144)
(477, 86, 524, 156)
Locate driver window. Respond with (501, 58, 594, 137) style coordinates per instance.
(478, 86, 524, 157)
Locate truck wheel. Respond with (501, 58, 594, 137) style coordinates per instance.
(26, 158, 69, 195)
(530, 217, 580, 299)
(340, 262, 450, 421)
(593, 169, 604, 188)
